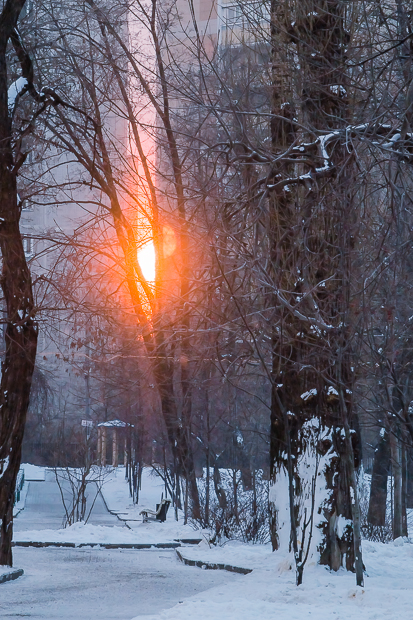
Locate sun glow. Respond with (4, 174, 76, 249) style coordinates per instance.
(138, 241, 156, 283)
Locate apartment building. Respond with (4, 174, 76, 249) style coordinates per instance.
(15, 0, 269, 463)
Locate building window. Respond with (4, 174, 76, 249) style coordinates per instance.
(23, 236, 33, 257)
(221, 1, 270, 34)
(222, 4, 243, 30)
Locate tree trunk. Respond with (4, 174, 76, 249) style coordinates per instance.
(269, 0, 362, 580)
(405, 448, 413, 509)
(213, 465, 227, 510)
(367, 429, 390, 527)
(0, 0, 38, 566)
(390, 427, 406, 539)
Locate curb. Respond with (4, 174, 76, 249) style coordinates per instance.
(13, 541, 76, 548)
(13, 541, 181, 549)
(174, 539, 202, 545)
(175, 549, 252, 575)
(0, 568, 24, 584)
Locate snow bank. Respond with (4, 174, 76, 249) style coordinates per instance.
(102, 467, 173, 518)
(178, 539, 271, 570)
(131, 539, 413, 620)
(14, 521, 201, 546)
(100, 467, 208, 541)
(12, 463, 413, 619)
(0, 566, 24, 584)
(21, 463, 46, 481)
(14, 466, 206, 545)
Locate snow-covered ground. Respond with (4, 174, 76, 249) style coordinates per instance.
(14, 521, 198, 546)
(14, 465, 206, 545)
(133, 538, 413, 620)
(10, 464, 413, 619)
(14, 468, 121, 534)
(1, 547, 240, 620)
(22, 463, 46, 481)
(100, 467, 207, 541)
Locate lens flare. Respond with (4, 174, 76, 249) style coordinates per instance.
(138, 241, 156, 283)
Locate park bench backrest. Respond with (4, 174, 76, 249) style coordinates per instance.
(156, 499, 171, 522)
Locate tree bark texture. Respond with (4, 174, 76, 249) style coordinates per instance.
(269, 0, 362, 578)
(0, 0, 38, 567)
(390, 426, 407, 539)
(367, 430, 390, 527)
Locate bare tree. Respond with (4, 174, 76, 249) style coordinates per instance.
(18, 0, 413, 586)
(0, 0, 39, 567)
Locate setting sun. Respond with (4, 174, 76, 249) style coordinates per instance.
(138, 241, 156, 283)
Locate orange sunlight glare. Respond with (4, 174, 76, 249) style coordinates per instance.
(138, 241, 156, 283)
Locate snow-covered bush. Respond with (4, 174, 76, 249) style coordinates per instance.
(197, 468, 270, 544)
(54, 465, 111, 527)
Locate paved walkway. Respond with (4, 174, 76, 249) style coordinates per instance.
(7, 471, 241, 619)
(1, 546, 241, 620)
(14, 469, 121, 533)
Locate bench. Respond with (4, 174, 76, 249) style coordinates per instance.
(140, 498, 171, 523)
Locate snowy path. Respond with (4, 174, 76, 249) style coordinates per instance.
(8, 468, 241, 619)
(1, 546, 241, 620)
(14, 469, 121, 532)
(9, 464, 413, 620)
